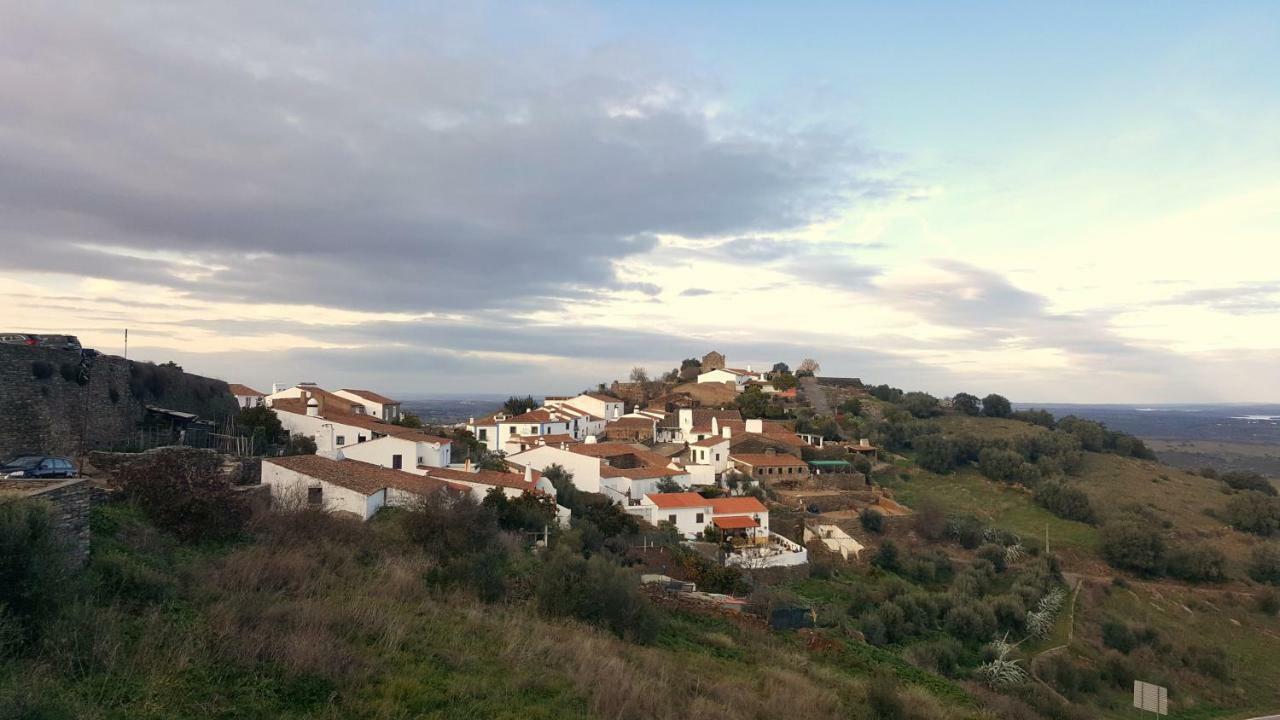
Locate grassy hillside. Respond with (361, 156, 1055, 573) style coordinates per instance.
(0, 503, 983, 720)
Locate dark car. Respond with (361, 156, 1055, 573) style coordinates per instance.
(0, 333, 82, 351)
(0, 455, 77, 479)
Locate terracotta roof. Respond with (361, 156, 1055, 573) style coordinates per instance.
(272, 404, 450, 445)
(555, 404, 604, 421)
(709, 496, 768, 514)
(645, 492, 712, 509)
(608, 417, 655, 429)
(420, 466, 544, 493)
(340, 389, 399, 405)
(712, 515, 760, 529)
(507, 433, 577, 446)
(730, 453, 807, 468)
(264, 455, 452, 496)
(501, 408, 562, 423)
(570, 443, 676, 468)
(583, 392, 622, 403)
(601, 465, 686, 480)
(692, 435, 730, 447)
(228, 383, 265, 397)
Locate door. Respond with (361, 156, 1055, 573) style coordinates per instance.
(392, 454, 402, 470)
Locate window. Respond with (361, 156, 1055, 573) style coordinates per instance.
(695, 512, 704, 524)
(478, 428, 488, 440)
(417, 456, 424, 464)
(715, 453, 720, 461)
(358, 435, 367, 443)
(392, 454, 402, 470)
(307, 487, 323, 506)
(668, 514, 677, 525)
(336, 435, 346, 446)
(509, 426, 517, 435)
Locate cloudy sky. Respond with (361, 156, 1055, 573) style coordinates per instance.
(3, 1, 1278, 402)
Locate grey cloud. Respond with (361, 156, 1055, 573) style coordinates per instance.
(1159, 282, 1280, 315)
(0, 2, 883, 313)
(679, 288, 712, 297)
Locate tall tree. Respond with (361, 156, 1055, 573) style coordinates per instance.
(981, 393, 1013, 418)
(503, 395, 537, 416)
(796, 358, 821, 377)
(951, 393, 981, 416)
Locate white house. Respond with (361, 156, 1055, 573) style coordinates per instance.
(334, 389, 402, 422)
(628, 493, 770, 541)
(507, 444, 605, 494)
(686, 435, 731, 485)
(507, 440, 690, 505)
(696, 367, 761, 392)
(496, 408, 574, 443)
(261, 454, 459, 521)
(544, 392, 625, 422)
(270, 389, 449, 461)
(228, 383, 265, 409)
(338, 432, 452, 471)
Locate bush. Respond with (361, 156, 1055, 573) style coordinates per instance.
(0, 501, 73, 652)
(1102, 621, 1136, 653)
(283, 434, 317, 456)
(1034, 481, 1097, 524)
(1100, 520, 1165, 575)
(976, 543, 1008, 573)
(1011, 408, 1056, 428)
(113, 447, 249, 543)
(913, 434, 958, 474)
(1165, 543, 1226, 583)
(1247, 543, 1280, 584)
(905, 638, 965, 677)
(859, 507, 885, 534)
(872, 540, 901, 572)
(943, 602, 997, 643)
(535, 548, 658, 644)
(901, 391, 941, 419)
(1222, 470, 1277, 496)
(1255, 587, 1280, 615)
(865, 673, 906, 720)
(946, 515, 987, 549)
(912, 498, 947, 543)
(1224, 492, 1280, 536)
(30, 361, 54, 380)
(981, 394, 1012, 418)
(979, 448, 1038, 486)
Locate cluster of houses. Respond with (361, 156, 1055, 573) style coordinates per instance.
(235, 353, 858, 568)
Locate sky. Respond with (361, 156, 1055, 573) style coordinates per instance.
(2, 1, 1278, 402)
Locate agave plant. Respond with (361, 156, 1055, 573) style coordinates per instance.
(977, 633, 1028, 687)
(1003, 543, 1026, 564)
(1025, 586, 1068, 638)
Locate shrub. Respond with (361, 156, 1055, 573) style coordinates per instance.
(1165, 543, 1226, 583)
(534, 548, 658, 644)
(1100, 651, 1136, 689)
(0, 501, 73, 652)
(1224, 492, 1280, 536)
(1247, 543, 1280, 585)
(905, 638, 964, 677)
(1011, 408, 1056, 428)
(976, 543, 1008, 573)
(1255, 587, 1280, 615)
(912, 498, 947, 543)
(1100, 520, 1165, 575)
(946, 515, 987, 549)
(913, 434, 958, 474)
(1102, 621, 1136, 653)
(1221, 470, 1277, 496)
(30, 361, 54, 380)
(284, 434, 317, 456)
(865, 673, 906, 720)
(978, 448, 1034, 485)
(943, 602, 997, 643)
(1034, 481, 1097, 524)
(114, 447, 249, 542)
(901, 391, 941, 419)
(981, 394, 1012, 418)
(872, 540, 901, 572)
(859, 507, 885, 534)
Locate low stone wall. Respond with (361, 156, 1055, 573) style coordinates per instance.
(0, 478, 95, 565)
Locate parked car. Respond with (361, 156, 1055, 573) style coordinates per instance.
(0, 455, 77, 479)
(0, 333, 82, 351)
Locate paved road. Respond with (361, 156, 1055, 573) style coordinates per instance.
(799, 376, 846, 439)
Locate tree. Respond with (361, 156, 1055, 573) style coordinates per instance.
(979, 448, 1037, 486)
(534, 548, 658, 644)
(796, 358, 821, 377)
(503, 395, 537, 416)
(1221, 471, 1278, 496)
(1034, 481, 1097, 524)
(1100, 520, 1165, 575)
(629, 366, 650, 384)
(1248, 543, 1280, 585)
(772, 372, 798, 391)
(771, 362, 790, 375)
(655, 477, 684, 494)
(913, 434, 958, 474)
(981, 394, 1012, 418)
(872, 540, 901, 571)
(1224, 492, 1280, 536)
(392, 411, 424, 428)
(483, 488, 557, 532)
(678, 358, 702, 382)
(735, 385, 770, 419)
(901, 391, 941, 419)
(951, 393, 981, 416)
(477, 451, 509, 472)
(284, 433, 317, 456)
(235, 405, 286, 444)
(860, 508, 885, 533)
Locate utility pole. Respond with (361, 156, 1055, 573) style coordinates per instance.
(1045, 523, 1050, 556)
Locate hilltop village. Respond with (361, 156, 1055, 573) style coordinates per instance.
(232, 351, 878, 569)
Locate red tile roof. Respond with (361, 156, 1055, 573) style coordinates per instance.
(692, 435, 730, 447)
(730, 453, 807, 468)
(271, 403, 451, 445)
(501, 408, 563, 423)
(340, 389, 399, 405)
(264, 455, 452, 496)
(601, 465, 687, 480)
(645, 492, 712, 509)
(712, 515, 760, 529)
(708, 496, 768, 514)
(228, 383, 265, 397)
(420, 466, 543, 493)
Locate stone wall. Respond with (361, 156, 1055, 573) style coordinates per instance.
(0, 344, 239, 460)
(0, 478, 95, 565)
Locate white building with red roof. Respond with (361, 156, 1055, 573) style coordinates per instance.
(629, 492, 770, 541)
(262, 454, 462, 521)
(334, 389, 402, 422)
(228, 383, 266, 409)
(544, 392, 624, 422)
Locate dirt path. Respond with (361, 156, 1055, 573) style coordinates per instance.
(800, 377, 847, 439)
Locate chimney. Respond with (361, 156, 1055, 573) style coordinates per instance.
(746, 364, 752, 372)
(746, 418, 763, 434)
(524, 465, 533, 484)
(306, 393, 320, 417)
(468, 417, 474, 425)
(721, 425, 731, 439)
(464, 458, 471, 472)
(711, 417, 720, 435)
(861, 438, 870, 447)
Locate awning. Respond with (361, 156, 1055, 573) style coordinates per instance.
(713, 515, 760, 530)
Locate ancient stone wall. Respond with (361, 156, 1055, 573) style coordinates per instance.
(0, 344, 238, 459)
(0, 478, 96, 565)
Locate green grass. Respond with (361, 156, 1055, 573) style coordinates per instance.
(883, 467, 1101, 553)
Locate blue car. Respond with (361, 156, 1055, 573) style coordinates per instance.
(0, 455, 77, 479)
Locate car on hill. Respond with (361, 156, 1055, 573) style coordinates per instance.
(0, 333, 82, 351)
(0, 455, 78, 479)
